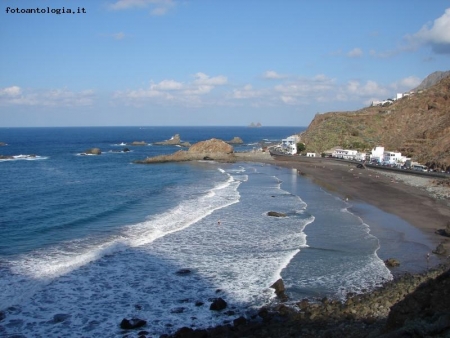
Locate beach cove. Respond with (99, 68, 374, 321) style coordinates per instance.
(0, 127, 449, 337)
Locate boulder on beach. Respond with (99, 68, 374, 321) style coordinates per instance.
(435, 221, 450, 237)
(85, 148, 101, 155)
(432, 242, 447, 255)
(267, 211, 287, 217)
(445, 221, 450, 237)
(385, 258, 400, 267)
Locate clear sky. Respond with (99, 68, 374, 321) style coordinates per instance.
(1, 0, 449, 127)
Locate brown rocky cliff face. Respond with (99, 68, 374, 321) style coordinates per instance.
(301, 76, 450, 169)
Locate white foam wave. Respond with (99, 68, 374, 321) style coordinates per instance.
(8, 173, 241, 282)
(0, 154, 48, 162)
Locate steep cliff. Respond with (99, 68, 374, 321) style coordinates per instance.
(301, 74, 450, 169)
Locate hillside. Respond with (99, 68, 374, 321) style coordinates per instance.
(301, 74, 450, 170)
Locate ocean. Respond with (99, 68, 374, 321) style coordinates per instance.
(0, 126, 435, 337)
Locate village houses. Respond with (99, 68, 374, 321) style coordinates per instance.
(332, 146, 409, 167)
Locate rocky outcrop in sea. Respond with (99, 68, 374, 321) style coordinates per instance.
(0, 155, 14, 159)
(227, 137, 244, 144)
(154, 134, 191, 147)
(83, 148, 101, 155)
(127, 141, 148, 146)
(135, 138, 235, 164)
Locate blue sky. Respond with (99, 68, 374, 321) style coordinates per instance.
(1, 0, 449, 127)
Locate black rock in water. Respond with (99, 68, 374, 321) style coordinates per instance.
(120, 318, 147, 330)
(210, 297, 227, 311)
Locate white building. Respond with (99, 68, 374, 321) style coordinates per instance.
(332, 149, 357, 160)
(382, 151, 403, 165)
(355, 152, 367, 161)
(369, 146, 384, 163)
(371, 99, 393, 106)
(306, 152, 316, 157)
(382, 152, 409, 166)
(281, 135, 299, 155)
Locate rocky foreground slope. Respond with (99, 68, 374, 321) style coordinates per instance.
(301, 73, 450, 170)
(160, 264, 450, 338)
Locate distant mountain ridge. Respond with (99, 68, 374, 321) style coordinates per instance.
(301, 71, 450, 169)
(414, 70, 450, 91)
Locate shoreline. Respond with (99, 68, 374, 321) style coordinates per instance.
(235, 152, 450, 263)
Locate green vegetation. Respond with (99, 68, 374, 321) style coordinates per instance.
(296, 142, 306, 153)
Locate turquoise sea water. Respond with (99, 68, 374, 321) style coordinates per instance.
(0, 127, 434, 337)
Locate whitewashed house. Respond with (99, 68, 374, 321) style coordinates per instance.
(281, 135, 299, 155)
(332, 149, 346, 158)
(306, 152, 316, 157)
(355, 152, 367, 161)
(371, 99, 393, 106)
(382, 151, 403, 165)
(343, 150, 357, 160)
(382, 152, 409, 166)
(369, 146, 384, 163)
(332, 149, 357, 160)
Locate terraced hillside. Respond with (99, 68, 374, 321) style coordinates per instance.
(301, 74, 450, 170)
